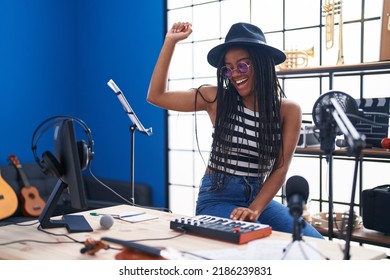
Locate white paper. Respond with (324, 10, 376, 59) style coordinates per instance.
(113, 211, 145, 218)
(193, 239, 323, 260)
(119, 213, 158, 223)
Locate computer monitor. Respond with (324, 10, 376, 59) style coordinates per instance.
(38, 119, 93, 233)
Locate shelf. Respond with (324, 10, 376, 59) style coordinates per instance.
(295, 147, 390, 160)
(277, 61, 390, 77)
(281, 62, 390, 250)
(314, 225, 390, 249)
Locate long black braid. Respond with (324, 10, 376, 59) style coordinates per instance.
(205, 45, 286, 184)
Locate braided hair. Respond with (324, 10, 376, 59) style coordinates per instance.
(207, 45, 286, 182)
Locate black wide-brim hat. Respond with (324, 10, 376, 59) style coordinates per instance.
(207, 22, 286, 67)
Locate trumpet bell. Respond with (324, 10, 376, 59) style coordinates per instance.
(277, 47, 315, 70)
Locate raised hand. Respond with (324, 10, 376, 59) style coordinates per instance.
(166, 22, 192, 43)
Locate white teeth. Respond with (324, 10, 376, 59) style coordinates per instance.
(236, 78, 247, 84)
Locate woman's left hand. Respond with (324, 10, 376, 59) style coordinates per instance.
(230, 207, 259, 222)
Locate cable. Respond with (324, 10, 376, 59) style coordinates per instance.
(126, 230, 187, 243)
(347, 113, 390, 128)
(0, 224, 84, 247)
(0, 223, 186, 251)
(365, 111, 390, 118)
(0, 239, 77, 247)
(0, 220, 39, 227)
(37, 225, 86, 244)
(87, 162, 172, 213)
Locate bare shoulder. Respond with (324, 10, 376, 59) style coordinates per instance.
(280, 99, 302, 117)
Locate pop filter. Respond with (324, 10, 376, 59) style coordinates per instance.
(312, 90, 360, 134)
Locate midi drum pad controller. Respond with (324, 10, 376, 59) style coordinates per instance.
(170, 215, 272, 244)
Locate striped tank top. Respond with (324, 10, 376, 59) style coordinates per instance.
(208, 105, 277, 177)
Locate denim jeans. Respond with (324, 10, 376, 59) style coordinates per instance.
(195, 173, 324, 239)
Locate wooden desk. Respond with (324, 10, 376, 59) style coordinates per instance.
(0, 205, 386, 260)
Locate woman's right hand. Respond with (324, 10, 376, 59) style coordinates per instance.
(166, 22, 192, 43)
(148, 21, 208, 113)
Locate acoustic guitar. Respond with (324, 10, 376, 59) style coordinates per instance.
(8, 154, 46, 217)
(0, 168, 18, 220)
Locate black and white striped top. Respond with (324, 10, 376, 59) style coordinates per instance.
(208, 106, 276, 177)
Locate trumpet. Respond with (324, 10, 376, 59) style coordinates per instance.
(337, 0, 344, 65)
(277, 47, 314, 70)
(323, 0, 344, 64)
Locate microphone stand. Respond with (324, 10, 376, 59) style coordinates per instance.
(282, 216, 329, 260)
(329, 98, 365, 260)
(318, 105, 338, 240)
(107, 79, 153, 205)
(129, 124, 136, 205)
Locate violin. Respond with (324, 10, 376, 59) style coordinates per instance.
(80, 238, 109, 255)
(80, 238, 166, 260)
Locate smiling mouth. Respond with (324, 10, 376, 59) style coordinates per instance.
(235, 78, 248, 87)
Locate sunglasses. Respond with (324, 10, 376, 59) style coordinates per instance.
(220, 62, 251, 79)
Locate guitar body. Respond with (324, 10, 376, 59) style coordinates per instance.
(19, 185, 46, 217)
(8, 155, 46, 217)
(0, 171, 18, 220)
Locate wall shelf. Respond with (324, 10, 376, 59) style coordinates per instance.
(278, 61, 390, 90)
(279, 62, 390, 249)
(277, 61, 390, 76)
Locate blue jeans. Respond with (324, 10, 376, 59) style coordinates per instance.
(196, 173, 324, 239)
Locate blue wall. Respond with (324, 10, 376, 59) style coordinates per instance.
(0, 0, 166, 207)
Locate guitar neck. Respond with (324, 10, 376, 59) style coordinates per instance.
(15, 165, 31, 188)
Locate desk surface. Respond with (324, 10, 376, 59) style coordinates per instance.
(0, 205, 386, 260)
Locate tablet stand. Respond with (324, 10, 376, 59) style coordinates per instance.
(107, 79, 152, 205)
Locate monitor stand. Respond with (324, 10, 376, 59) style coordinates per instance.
(38, 179, 93, 233)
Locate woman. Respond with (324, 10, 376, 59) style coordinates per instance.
(147, 22, 322, 238)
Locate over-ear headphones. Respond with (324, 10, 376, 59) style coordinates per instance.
(31, 116, 94, 178)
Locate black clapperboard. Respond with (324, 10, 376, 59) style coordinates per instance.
(355, 98, 390, 148)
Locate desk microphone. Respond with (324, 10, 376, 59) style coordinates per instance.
(286, 176, 309, 219)
(100, 214, 114, 229)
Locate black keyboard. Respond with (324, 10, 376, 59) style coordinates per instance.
(170, 215, 272, 244)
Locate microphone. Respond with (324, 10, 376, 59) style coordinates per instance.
(312, 90, 365, 154)
(312, 90, 360, 130)
(100, 214, 114, 229)
(286, 175, 309, 219)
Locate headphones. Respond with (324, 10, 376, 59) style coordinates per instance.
(31, 116, 94, 178)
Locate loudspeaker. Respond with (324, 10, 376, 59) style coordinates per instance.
(32, 116, 94, 178)
(362, 185, 390, 234)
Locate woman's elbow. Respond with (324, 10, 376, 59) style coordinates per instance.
(146, 90, 158, 105)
